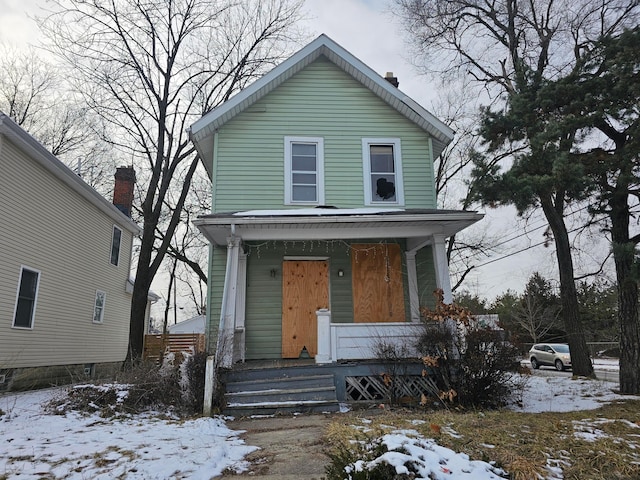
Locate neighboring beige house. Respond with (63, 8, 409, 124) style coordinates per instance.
(0, 112, 141, 391)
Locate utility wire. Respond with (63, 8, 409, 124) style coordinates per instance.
(473, 219, 597, 269)
(484, 204, 592, 251)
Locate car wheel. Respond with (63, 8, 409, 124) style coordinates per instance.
(555, 359, 564, 371)
(530, 357, 539, 369)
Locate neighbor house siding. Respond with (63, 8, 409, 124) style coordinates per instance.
(211, 58, 436, 212)
(0, 136, 133, 368)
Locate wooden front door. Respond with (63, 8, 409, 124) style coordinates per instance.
(352, 243, 406, 323)
(282, 260, 329, 358)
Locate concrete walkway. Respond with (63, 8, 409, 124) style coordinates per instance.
(218, 413, 335, 479)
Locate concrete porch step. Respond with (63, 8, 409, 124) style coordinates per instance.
(224, 399, 341, 417)
(226, 385, 337, 404)
(225, 374, 335, 393)
(222, 367, 340, 416)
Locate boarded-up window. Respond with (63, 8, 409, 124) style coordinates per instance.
(351, 244, 405, 323)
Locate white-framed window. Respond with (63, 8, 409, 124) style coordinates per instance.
(93, 290, 106, 324)
(284, 136, 325, 205)
(12, 266, 41, 329)
(110, 226, 122, 266)
(362, 138, 404, 205)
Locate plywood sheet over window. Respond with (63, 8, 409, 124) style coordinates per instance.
(282, 260, 329, 358)
(351, 244, 405, 323)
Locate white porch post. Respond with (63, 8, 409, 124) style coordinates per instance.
(217, 236, 241, 368)
(315, 309, 332, 364)
(405, 251, 420, 322)
(233, 251, 247, 363)
(432, 234, 453, 304)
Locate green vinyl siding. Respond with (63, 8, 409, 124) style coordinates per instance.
(212, 58, 436, 212)
(244, 246, 283, 359)
(230, 240, 411, 359)
(416, 246, 438, 310)
(206, 246, 227, 352)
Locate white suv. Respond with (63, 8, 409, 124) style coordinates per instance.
(529, 343, 572, 371)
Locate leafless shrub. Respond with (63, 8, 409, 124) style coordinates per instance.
(418, 289, 526, 409)
(45, 352, 208, 417)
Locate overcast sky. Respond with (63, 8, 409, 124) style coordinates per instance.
(0, 0, 568, 305)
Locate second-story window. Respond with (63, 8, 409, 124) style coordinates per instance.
(13, 266, 40, 329)
(110, 226, 122, 266)
(284, 136, 325, 205)
(362, 138, 404, 206)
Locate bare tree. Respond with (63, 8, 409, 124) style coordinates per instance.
(423, 78, 509, 291)
(512, 294, 559, 344)
(37, 0, 304, 363)
(0, 43, 114, 192)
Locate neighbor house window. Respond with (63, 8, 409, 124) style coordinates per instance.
(110, 226, 122, 266)
(13, 267, 40, 329)
(362, 138, 404, 205)
(284, 136, 325, 205)
(93, 290, 106, 324)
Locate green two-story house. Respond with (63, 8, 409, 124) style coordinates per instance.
(189, 35, 482, 367)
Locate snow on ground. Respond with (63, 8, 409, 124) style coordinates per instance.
(511, 373, 630, 413)
(0, 388, 256, 479)
(0, 366, 635, 480)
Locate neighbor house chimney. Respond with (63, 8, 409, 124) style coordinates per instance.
(384, 72, 399, 88)
(113, 166, 136, 217)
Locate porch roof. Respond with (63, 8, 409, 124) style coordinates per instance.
(193, 208, 483, 248)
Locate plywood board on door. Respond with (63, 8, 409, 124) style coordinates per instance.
(282, 260, 329, 358)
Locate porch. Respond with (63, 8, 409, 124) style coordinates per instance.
(194, 208, 482, 367)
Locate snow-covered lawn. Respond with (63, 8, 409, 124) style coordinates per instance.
(1, 388, 256, 479)
(0, 368, 635, 480)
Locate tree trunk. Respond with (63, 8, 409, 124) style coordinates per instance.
(541, 197, 594, 377)
(609, 181, 640, 393)
(124, 218, 156, 365)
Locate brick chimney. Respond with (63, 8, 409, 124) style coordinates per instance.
(113, 166, 136, 217)
(384, 72, 399, 88)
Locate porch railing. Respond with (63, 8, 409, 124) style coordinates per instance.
(315, 309, 423, 364)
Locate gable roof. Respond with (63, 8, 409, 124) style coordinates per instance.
(0, 112, 141, 234)
(189, 34, 454, 175)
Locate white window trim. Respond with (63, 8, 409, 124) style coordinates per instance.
(284, 136, 325, 205)
(12, 266, 41, 330)
(110, 225, 122, 266)
(93, 290, 106, 324)
(362, 138, 404, 206)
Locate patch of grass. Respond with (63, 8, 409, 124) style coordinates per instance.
(324, 399, 640, 480)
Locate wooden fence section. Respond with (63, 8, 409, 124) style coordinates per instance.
(143, 333, 206, 363)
